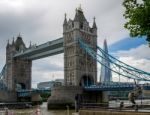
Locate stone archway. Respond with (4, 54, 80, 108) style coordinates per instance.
(79, 75, 94, 87)
(16, 83, 26, 90)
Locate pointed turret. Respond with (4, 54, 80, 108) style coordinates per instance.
(15, 34, 26, 51)
(29, 41, 32, 48)
(92, 17, 97, 29)
(6, 39, 10, 48)
(74, 6, 87, 23)
(63, 13, 68, 32)
(12, 37, 15, 45)
(63, 13, 67, 25)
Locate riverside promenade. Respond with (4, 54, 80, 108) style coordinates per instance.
(79, 110, 150, 115)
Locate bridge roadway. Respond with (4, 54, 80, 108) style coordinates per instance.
(13, 37, 64, 60)
(84, 83, 150, 91)
(17, 89, 51, 97)
(17, 83, 150, 97)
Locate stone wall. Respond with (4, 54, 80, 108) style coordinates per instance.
(143, 90, 150, 97)
(0, 91, 17, 102)
(47, 86, 83, 109)
(79, 110, 150, 115)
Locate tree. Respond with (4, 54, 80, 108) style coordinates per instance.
(123, 0, 150, 46)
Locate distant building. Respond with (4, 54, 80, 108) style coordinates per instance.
(55, 79, 64, 84)
(100, 39, 112, 83)
(37, 79, 64, 89)
(37, 81, 54, 89)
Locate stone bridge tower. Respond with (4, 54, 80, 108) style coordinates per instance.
(63, 7, 97, 86)
(6, 35, 32, 91)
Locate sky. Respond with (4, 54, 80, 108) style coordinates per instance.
(0, 0, 149, 88)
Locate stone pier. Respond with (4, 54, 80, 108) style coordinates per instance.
(47, 86, 83, 109)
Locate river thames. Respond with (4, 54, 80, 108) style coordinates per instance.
(0, 102, 75, 115)
(1, 100, 150, 115)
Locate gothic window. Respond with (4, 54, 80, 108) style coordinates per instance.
(72, 22, 74, 28)
(70, 59, 72, 67)
(80, 23, 83, 29)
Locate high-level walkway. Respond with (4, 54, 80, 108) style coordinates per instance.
(14, 37, 64, 60)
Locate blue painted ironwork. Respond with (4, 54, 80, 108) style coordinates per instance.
(0, 64, 6, 79)
(78, 38, 150, 82)
(17, 89, 51, 97)
(84, 83, 150, 91)
(0, 64, 7, 90)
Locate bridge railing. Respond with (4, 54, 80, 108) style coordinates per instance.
(17, 89, 51, 97)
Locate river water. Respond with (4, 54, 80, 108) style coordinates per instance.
(1, 100, 150, 115)
(0, 102, 75, 115)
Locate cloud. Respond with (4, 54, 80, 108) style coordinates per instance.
(32, 54, 64, 72)
(110, 44, 150, 82)
(31, 54, 64, 88)
(2, 0, 147, 88)
(115, 44, 150, 60)
(0, 0, 128, 48)
(118, 56, 150, 73)
(32, 70, 64, 88)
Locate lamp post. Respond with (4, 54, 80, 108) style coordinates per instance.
(66, 105, 69, 115)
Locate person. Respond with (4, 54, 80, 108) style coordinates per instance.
(75, 94, 78, 112)
(4, 107, 8, 115)
(119, 101, 124, 110)
(34, 105, 41, 115)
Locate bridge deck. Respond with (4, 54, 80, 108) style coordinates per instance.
(13, 37, 64, 60)
(17, 89, 50, 97)
(84, 84, 150, 91)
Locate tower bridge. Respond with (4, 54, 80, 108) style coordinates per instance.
(0, 7, 150, 109)
(13, 37, 64, 60)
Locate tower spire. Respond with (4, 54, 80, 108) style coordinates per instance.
(12, 36, 15, 45)
(18, 33, 21, 38)
(29, 41, 32, 48)
(92, 17, 97, 29)
(78, 4, 82, 11)
(6, 39, 10, 48)
(74, 5, 87, 22)
(63, 13, 67, 25)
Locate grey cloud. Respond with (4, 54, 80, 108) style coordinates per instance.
(32, 60, 63, 72)
(115, 44, 150, 60)
(0, 0, 133, 87)
(32, 54, 64, 80)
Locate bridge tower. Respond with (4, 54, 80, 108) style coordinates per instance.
(63, 7, 97, 86)
(6, 35, 32, 91)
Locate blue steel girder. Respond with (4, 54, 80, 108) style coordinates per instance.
(0, 64, 6, 79)
(78, 38, 150, 82)
(17, 89, 50, 97)
(84, 84, 150, 91)
(13, 38, 64, 60)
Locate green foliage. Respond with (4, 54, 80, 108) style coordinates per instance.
(123, 0, 150, 46)
(40, 92, 51, 102)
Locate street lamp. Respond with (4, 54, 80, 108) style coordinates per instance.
(66, 105, 69, 115)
